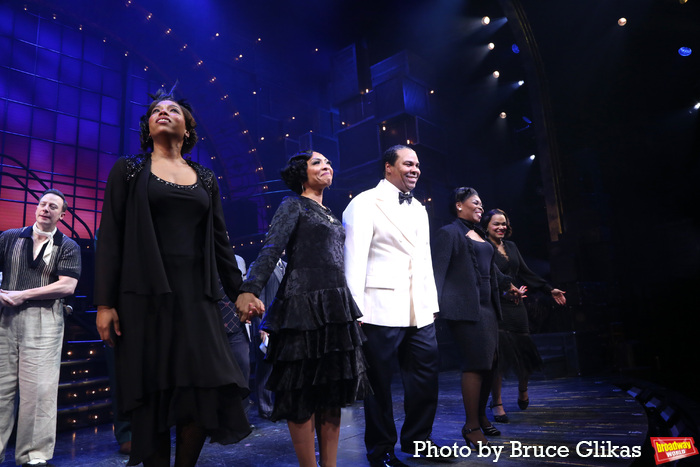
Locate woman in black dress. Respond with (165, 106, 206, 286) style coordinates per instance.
(235, 151, 371, 467)
(432, 188, 517, 448)
(482, 209, 566, 422)
(95, 89, 251, 466)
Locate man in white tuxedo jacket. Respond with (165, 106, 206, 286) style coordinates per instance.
(343, 145, 441, 467)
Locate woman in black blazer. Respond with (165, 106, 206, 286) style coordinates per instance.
(432, 188, 518, 448)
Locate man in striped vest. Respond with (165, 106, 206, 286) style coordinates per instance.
(0, 188, 82, 467)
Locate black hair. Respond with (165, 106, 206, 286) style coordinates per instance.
(41, 188, 68, 212)
(382, 145, 411, 175)
(280, 150, 313, 194)
(449, 187, 479, 217)
(481, 208, 513, 238)
(139, 86, 198, 154)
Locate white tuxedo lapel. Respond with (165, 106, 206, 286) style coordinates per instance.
(375, 190, 418, 248)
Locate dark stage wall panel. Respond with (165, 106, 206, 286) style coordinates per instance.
(0, 3, 214, 239)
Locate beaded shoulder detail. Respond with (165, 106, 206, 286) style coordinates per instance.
(122, 155, 215, 194)
(186, 160, 215, 193)
(124, 155, 147, 181)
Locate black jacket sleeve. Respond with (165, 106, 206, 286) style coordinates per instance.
(94, 157, 128, 307)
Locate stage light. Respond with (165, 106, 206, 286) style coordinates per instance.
(493, 71, 500, 78)
(679, 47, 692, 57)
(488, 42, 495, 50)
(512, 44, 520, 54)
(499, 112, 507, 119)
(694, 103, 700, 110)
(482, 16, 490, 25)
(518, 80, 525, 86)
(530, 155, 536, 160)
(618, 18, 627, 26)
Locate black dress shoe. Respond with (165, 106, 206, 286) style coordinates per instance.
(489, 402, 509, 423)
(368, 452, 408, 467)
(518, 387, 530, 410)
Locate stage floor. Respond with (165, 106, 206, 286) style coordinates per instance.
(1, 371, 651, 466)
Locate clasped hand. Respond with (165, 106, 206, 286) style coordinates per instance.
(506, 285, 528, 305)
(234, 292, 265, 323)
(0, 289, 27, 307)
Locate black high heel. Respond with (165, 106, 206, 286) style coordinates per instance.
(518, 387, 530, 410)
(489, 402, 509, 423)
(462, 425, 491, 448)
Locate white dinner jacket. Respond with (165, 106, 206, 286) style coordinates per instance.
(343, 179, 439, 328)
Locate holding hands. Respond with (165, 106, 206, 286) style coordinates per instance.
(234, 292, 265, 323)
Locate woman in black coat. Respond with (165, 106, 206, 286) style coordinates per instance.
(432, 188, 519, 448)
(95, 89, 250, 466)
(482, 209, 566, 423)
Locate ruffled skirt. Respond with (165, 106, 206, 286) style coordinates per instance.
(496, 330, 543, 379)
(261, 286, 372, 422)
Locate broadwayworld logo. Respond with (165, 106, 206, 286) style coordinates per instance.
(651, 437, 698, 465)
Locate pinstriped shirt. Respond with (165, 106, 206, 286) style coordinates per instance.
(0, 226, 81, 310)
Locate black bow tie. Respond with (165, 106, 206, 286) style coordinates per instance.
(398, 192, 413, 205)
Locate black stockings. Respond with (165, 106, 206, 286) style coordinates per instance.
(460, 369, 494, 429)
(142, 422, 207, 467)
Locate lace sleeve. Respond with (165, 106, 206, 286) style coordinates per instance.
(239, 197, 301, 296)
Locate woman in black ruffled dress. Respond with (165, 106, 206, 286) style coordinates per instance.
(235, 150, 371, 467)
(482, 209, 566, 423)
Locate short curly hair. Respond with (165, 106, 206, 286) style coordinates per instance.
(280, 150, 313, 194)
(139, 88, 198, 155)
(449, 187, 479, 217)
(481, 208, 513, 238)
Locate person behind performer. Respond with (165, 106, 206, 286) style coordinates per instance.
(482, 208, 566, 422)
(94, 87, 251, 467)
(235, 150, 371, 467)
(217, 254, 253, 414)
(431, 188, 519, 448)
(250, 255, 286, 420)
(0, 188, 82, 466)
(343, 145, 445, 467)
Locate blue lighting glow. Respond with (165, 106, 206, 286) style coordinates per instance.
(512, 44, 520, 54)
(679, 47, 692, 57)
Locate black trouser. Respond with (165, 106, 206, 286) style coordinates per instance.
(361, 322, 439, 460)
